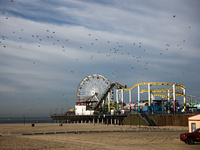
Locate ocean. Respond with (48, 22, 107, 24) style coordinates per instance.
(0, 117, 52, 124)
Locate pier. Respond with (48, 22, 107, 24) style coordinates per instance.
(50, 114, 128, 125)
(51, 113, 193, 126)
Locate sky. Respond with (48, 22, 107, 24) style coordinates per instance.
(0, 0, 200, 117)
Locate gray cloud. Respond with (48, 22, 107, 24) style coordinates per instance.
(0, 0, 200, 117)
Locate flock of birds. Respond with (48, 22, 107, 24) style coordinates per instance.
(1, 8, 192, 79)
(0, 25, 191, 75)
(0, 1, 195, 113)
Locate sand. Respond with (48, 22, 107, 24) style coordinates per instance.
(0, 123, 199, 150)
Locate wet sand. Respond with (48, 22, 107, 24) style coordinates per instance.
(0, 123, 199, 150)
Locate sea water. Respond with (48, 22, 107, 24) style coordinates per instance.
(0, 117, 52, 124)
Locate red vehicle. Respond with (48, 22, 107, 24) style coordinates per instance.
(180, 128, 200, 144)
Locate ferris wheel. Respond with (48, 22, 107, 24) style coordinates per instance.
(77, 74, 110, 102)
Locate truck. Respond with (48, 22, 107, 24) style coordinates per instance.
(180, 128, 200, 144)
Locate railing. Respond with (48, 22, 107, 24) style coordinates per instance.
(121, 113, 131, 125)
(145, 112, 158, 126)
(138, 113, 150, 126)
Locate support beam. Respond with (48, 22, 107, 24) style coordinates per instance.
(183, 88, 186, 112)
(116, 89, 119, 110)
(129, 90, 131, 111)
(129, 90, 131, 104)
(148, 83, 151, 106)
(121, 89, 124, 110)
(102, 100, 105, 112)
(138, 85, 140, 112)
(168, 90, 170, 113)
(173, 84, 176, 112)
(108, 92, 111, 112)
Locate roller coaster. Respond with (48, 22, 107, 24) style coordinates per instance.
(76, 74, 186, 114)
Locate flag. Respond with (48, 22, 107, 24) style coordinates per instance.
(112, 72, 115, 79)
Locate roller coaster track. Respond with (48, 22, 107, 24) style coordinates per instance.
(92, 82, 185, 110)
(117, 82, 184, 91)
(117, 82, 185, 98)
(92, 82, 120, 110)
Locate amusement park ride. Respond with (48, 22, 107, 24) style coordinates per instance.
(75, 74, 188, 115)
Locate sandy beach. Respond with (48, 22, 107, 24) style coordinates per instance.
(0, 123, 199, 150)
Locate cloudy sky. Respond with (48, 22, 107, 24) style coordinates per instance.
(0, 0, 200, 117)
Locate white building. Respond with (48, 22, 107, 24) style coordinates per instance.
(75, 105, 94, 115)
(188, 113, 200, 132)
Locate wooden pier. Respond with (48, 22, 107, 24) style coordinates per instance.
(51, 113, 193, 126)
(50, 114, 128, 125)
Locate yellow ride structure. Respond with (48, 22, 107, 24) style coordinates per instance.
(116, 82, 186, 112)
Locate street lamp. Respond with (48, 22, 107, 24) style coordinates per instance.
(61, 108, 64, 115)
(55, 108, 58, 115)
(50, 109, 53, 116)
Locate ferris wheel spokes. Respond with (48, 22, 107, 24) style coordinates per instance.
(77, 74, 110, 102)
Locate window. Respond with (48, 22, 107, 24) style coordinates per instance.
(191, 123, 196, 132)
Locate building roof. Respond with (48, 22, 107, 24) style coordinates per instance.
(187, 113, 200, 120)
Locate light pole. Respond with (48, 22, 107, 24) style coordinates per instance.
(50, 109, 53, 116)
(55, 108, 58, 115)
(197, 97, 200, 104)
(193, 96, 197, 104)
(61, 108, 64, 115)
(187, 95, 193, 103)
